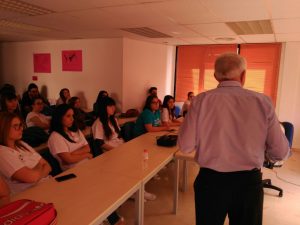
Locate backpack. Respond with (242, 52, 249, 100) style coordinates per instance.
(0, 199, 57, 225)
(22, 126, 49, 147)
(156, 135, 178, 147)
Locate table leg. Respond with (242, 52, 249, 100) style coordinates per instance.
(135, 187, 142, 225)
(182, 160, 188, 192)
(173, 158, 179, 214)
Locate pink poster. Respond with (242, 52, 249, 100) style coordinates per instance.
(33, 53, 51, 73)
(62, 50, 82, 71)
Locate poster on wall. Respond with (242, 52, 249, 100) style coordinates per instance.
(62, 50, 82, 71)
(33, 53, 51, 73)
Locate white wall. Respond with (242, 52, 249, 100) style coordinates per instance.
(122, 38, 176, 112)
(0, 38, 124, 109)
(277, 42, 300, 149)
(0, 38, 176, 112)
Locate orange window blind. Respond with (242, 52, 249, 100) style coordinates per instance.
(239, 43, 282, 106)
(175, 43, 281, 105)
(175, 45, 237, 101)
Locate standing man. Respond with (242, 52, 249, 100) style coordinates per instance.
(178, 53, 290, 225)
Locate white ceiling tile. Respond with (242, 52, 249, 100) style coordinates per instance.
(276, 33, 300, 42)
(239, 34, 275, 43)
(201, 0, 269, 22)
(100, 4, 176, 28)
(180, 37, 216, 44)
(187, 23, 236, 36)
(268, 0, 300, 19)
(273, 18, 300, 34)
(149, 0, 220, 24)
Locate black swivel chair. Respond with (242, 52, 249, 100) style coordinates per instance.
(262, 121, 294, 197)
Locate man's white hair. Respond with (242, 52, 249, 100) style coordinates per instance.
(214, 53, 246, 80)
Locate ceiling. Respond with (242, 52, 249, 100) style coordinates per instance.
(1, 0, 300, 45)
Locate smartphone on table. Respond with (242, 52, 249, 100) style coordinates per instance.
(55, 173, 77, 182)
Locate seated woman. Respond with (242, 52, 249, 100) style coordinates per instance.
(68, 96, 94, 130)
(93, 90, 108, 116)
(0, 176, 10, 207)
(92, 97, 124, 153)
(0, 92, 22, 118)
(48, 104, 124, 225)
(56, 88, 71, 106)
(26, 97, 51, 131)
(181, 91, 194, 117)
(161, 95, 181, 126)
(0, 112, 51, 195)
(48, 104, 92, 171)
(133, 95, 170, 138)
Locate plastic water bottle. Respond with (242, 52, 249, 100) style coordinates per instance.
(143, 149, 149, 161)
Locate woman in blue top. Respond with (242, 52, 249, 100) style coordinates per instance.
(134, 95, 170, 137)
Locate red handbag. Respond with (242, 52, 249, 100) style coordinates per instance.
(0, 199, 57, 225)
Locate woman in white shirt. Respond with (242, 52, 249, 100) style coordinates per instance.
(26, 97, 51, 131)
(48, 104, 124, 225)
(161, 95, 181, 126)
(92, 97, 124, 152)
(56, 88, 71, 106)
(48, 104, 92, 171)
(181, 91, 194, 117)
(0, 111, 51, 195)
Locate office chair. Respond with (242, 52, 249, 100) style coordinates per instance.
(174, 105, 181, 118)
(262, 121, 294, 197)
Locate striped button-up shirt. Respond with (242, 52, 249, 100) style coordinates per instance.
(178, 81, 290, 172)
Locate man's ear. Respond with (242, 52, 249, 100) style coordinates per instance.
(240, 70, 246, 86)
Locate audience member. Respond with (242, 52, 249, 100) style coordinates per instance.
(48, 104, 124, 225)
(21, 83, 50, 118)
(161, 95, 181, 126)
(92, 97, 124, 152)
(93, 90, 108, 116)
(181, 91, 194, 117)
(26, 97, 51, 131)
(133, 95, 170, 137)
(56, 88, 71, 105)
(0, 112, 51, 195)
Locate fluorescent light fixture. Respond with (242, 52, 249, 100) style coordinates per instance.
(0, 0, 54, 16)
(0, 19, 51, 32)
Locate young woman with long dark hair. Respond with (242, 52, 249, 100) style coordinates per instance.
(161, 95, 181, 126)
(92, 97, 123, 151)
(48, 104, 92, 171)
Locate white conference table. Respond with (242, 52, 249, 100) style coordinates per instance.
(14, 130, 178, 225)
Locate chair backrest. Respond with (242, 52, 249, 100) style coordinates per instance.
(281, 121, 294, 148)
(120, 121, 136, 142)
(174, 106, 181, 118)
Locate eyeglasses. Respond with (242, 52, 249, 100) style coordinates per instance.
(11, 123, 24, 130)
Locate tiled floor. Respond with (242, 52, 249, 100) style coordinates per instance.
(119, 150, 300, 225)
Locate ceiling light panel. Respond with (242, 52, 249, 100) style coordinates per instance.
(226, 20, 273, 35)
(0, 0, 54, 16)
(121, 27, 172, 38)
(0, 19, 51, 32)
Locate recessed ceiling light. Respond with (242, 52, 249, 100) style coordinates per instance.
(0, 0, 54, 16)
(214, 37, 235, 41)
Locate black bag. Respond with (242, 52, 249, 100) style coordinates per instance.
(156, 135, 178, 147)
(22, 126, 49, 147)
